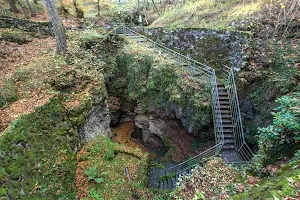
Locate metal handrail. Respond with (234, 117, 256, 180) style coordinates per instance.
(164, 143, 222, 175)
(109, 23, 227, 173)
(223, 66, 254, 160)
(111, 24, 214, 78)
(107, 24, 253, 180)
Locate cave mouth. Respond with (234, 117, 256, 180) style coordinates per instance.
(131, 126, 166, 158)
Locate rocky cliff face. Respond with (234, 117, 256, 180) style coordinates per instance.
(137, 27, 249, 73)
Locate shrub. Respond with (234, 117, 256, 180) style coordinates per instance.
(79, 30, 105, 49)
(13, 69, 28, 82)
(253, 92, 300, 171)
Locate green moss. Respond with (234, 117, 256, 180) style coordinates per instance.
(151, 0, 263, 30)
(0, 78, 18, 108)
(0, 28, 36, 44)
(115, 43, 211, 132)
(0, 97, 91, 199)
(0, 187, 7, 197)
(5, 164, 22, 180)
(0, 167, 7, 183)
(80, 137, 149, 199)
(233, 165, 300, 199)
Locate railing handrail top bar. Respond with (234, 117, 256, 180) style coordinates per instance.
(111, 23, 214, 73)
(165, 143, 221, 171)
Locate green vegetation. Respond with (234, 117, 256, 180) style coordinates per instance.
(234, 161, 300, 199)
(78, 137, 149, 199)
(84, 165, 105, 184)
(115, 42, 212, 134)
(0, 98, 81, 199)
(253, 92, 300, 171)
(0, 28, 113, 199)
(0, 78, 18, 108)
(151, 0, 264, 30)
(0, 28, 37, 44)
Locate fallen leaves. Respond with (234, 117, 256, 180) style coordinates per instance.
(174, 158, 238, 200)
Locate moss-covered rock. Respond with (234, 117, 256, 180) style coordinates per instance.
(0, 97, 90, 199)
(136, 27, 249, 74)
(113, 42, 212, 135)
(233, 163, 300, 199)
(0, 16, 51, 35)
(76, 136, 149, 199)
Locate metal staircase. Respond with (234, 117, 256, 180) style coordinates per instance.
(106, 23, 254, 189)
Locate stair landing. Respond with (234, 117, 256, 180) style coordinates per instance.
(221, 149, 244, 163)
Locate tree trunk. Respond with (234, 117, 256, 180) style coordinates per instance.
(73, 0, 84, 18)
(45, 0, 67, 54)
(97, 0, 100, 17)
(25, 0, 36, 16)
(151, 0, 160, 16)
(15, 0, 29, 17)
(8, 0, 19, 13)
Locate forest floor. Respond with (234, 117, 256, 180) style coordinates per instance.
(0, 37, 55, 134)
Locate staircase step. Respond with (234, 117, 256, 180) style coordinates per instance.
(223, 124, 233, 128)
(222, 144, 235, 150)
(221, 110, 231, 114)
(217, 88, 227, 92)
(167, 179, 172, 189)
(171, 178, 176, 188)
(220, 105, 230, 109)
(223, 129, 233, 133)
(221, 119, 232, 123)
(224, 139, 235, 144)
(160, 181, 163, 189)
(221, 115, 232, 119)
(218, 92, 229, 96)
(219, 101, 230, 105)
(163, 180, 168, 189)
(219, 96, 230, 100)
(224, 133, 234, 138)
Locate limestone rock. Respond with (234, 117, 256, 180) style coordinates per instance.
(149, 118, 166, 138)
(134, 114, 149, 129)
(79, 103, 112, 141)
